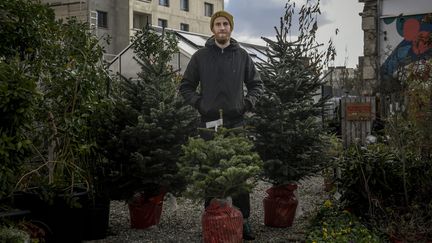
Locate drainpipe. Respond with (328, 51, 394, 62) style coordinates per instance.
(376, 0, 382, 89)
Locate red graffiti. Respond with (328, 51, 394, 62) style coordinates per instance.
(403, 18, 432, 55)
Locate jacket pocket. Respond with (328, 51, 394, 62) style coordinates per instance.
(197, 99, 207, 116)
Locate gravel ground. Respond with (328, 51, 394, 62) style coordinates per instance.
(86, 175, 327, 243)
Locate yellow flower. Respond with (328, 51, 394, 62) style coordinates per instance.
(324, 199, 332, 208)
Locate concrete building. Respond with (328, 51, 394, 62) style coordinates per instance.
(358, 0, 432, 95)
(41, 0, 224, 59)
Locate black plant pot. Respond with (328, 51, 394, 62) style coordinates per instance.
(81, 196, 110, 241)
(12, 188, 110, 242)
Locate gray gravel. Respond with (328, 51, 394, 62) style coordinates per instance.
(86, 175, 326, 243)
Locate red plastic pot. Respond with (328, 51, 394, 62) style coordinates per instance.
(128, 192, 165, 229)
(202, 199, 243, 243)
(263, 184, 298, 227)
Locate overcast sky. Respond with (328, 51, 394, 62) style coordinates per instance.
(225, 0, 364, 68)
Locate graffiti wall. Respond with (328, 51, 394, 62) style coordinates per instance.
(380, 13, 432, 80)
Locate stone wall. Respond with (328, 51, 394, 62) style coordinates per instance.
(358, 0, 378, 95)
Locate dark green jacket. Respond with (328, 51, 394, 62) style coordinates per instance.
(179, 37, 263, 122)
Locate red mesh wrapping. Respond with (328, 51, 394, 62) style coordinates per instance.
(128, 193, 165, 229)
(202, 199, 243, 243)
(263, 184, 298, 227)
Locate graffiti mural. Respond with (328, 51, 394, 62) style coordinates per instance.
(380, 13, 432, 80)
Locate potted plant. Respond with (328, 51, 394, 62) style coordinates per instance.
(94, 26, 197, 229)
(3, 1, 112, 240)
(0, 58, 39, 240)
(178, 128, 262, 243)
(249, 0, 335, 227)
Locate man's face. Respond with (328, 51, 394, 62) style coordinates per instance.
(211, 16, 232, 45)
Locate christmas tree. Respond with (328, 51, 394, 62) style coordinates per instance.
(250, 0, 335, 185)
(96, 27, 197, 200)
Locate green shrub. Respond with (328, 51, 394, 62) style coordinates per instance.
(0, 226, 30, 243)
(338, 141, 432, 241)
(339, 142, 432, 216)
(306, 200, 382, 243)
(0, 59, 37, 200)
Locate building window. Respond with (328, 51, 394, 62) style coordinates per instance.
(159, 0, 169, 7)
(158, 18, 168, 28)
(133, 12, 151, 29)
(180, 0, 189, 11)
(204, 3, 213, 17)
(97, 11, 108, 28)
(180, 23, 189, 32)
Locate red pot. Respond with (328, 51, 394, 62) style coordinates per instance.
(263, 184, 298, 227)
(202, 199, 243, 243)
(128, 192, 165, 229)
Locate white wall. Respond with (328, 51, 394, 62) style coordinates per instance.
(381, 0, 432, 17)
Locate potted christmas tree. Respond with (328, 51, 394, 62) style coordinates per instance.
(95, 27, 197, 229)
(178, 128, 262, 243)
(250, 0, 334, 228)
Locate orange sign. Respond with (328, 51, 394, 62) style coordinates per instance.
(346, 103, 372, 121)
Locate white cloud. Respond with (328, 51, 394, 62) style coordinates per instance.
(316, 0, 364, 67)
(225, 0, 364, 68)
(224, 0, 230, 8)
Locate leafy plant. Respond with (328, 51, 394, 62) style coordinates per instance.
(178, 129, 262, 201)
(339, 143, 399, 215)
(0, 59, 37, 201)
(0, 0, 55, 61)
(2, 0, 112, 202)
(95, 27, 197, 201)
(339, 141, 432, 240)
(375, 203, 432, 242)
(0, 226, 30, 243)
(0, 0, 48, 202)
(306, 200, 382, 243)
(250, 0, 335, 185)
(322, 135, 343, 190)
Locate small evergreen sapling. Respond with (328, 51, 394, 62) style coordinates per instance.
(179, 129, 263, 202)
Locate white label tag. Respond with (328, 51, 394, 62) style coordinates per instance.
(205, 119, 223, 131)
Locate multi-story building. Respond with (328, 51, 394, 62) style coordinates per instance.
(41, 0, 224, 59)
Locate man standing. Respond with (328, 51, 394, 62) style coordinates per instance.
(179, 10, 263, 240)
